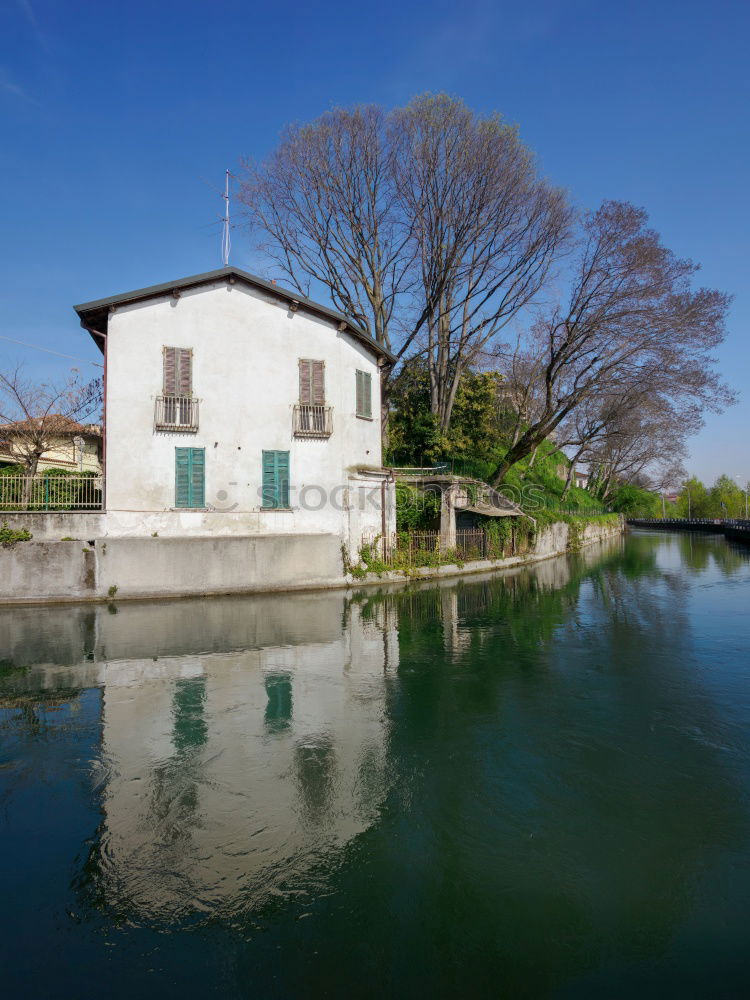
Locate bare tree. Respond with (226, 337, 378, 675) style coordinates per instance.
(240, 105, 410, 355)
(586, 394, 694, 501)
(390, 95, 570, 434)
(239, 95, 569, 433)
(490, 201, 734, 486)
(0, 366, 102, 481)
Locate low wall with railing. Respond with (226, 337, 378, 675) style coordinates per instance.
(358, 517, 624, 577)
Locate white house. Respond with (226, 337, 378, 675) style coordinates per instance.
(75, 267, 396, 553)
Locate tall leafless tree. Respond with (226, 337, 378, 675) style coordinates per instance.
(389, 95, 570, 434)
(490, 201, 734, 486)
(239, 95, 569, 433)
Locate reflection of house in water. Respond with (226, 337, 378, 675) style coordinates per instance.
(0, 592, 398, 922)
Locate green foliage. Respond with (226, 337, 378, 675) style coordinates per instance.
(709, 475, 746, 518)
(609, 484, 662, 516)
(387, 364, 504, 464)
(0, 522, 33, 547)
(629, 474, 749, 520)
(673, 477, 710, 518)
(395, 482, 441, 530)
(107, 584, 118, 599)
(497, 440, 607, 515)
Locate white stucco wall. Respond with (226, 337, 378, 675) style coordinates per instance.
(104, 279, 393, 547)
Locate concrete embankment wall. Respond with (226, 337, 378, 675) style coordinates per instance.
(1, 534, 346, 604)
(0, 518, 623, 605)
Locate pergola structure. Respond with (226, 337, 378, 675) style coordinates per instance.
(393, 472, 529, 548)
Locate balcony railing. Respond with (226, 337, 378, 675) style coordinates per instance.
(293, 404, 333, 438)
(0, 474, 104, 511)
(154, 395, 199, 432)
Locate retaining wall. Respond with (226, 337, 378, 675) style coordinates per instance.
(0, 518, 624, 605)
(1, 533, 345, 604)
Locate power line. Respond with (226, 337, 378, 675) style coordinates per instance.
(0, 335, 104, 368)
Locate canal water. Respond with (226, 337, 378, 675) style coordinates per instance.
(2, 529, 750, 998)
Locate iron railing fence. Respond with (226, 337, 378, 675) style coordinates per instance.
(627, 516, 726, 525)
(293, 404, 333, 438)
(154, 395, 199, 432)
(0, 474, 104, 511)
(361, 527, 519, 568)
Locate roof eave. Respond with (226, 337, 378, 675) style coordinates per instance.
(74, 266, 397, 365)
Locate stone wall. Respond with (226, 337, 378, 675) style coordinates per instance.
(0, 517, 624, 605)
(0, 533, 345, 604)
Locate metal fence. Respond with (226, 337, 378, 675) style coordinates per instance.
(0, 474, 104, 511)
(362, 528, 517, 568)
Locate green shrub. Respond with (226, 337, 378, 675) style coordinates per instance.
(0, 522, 33, 547)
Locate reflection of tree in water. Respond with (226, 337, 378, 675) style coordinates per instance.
(353, 539, 750, 995)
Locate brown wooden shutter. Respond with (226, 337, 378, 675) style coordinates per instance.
(299, 359, 312, 404)
(177, 349, 193, 395)
(311, 360, 325, 405)
(164, 347, 177, 394)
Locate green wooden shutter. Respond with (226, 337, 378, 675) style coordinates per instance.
(276, 450, 290, 508)
(262, 450, 290, 508)
(190, 447, 205, 507)
(175, 448, 190, 507)
(175, 447, 205, 508)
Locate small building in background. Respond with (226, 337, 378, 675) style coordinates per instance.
(0, 417, 102, 474)
(574, 469, 589, 491)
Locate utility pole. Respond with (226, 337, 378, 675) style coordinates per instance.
(662, 492, 666, 518)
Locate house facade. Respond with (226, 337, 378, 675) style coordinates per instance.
(75, 267, 396, 552)
(0, 417, 102, 474)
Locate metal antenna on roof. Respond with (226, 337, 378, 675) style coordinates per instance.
(221, 169, 231, 267)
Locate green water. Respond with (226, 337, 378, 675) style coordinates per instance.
(1, 529, 750, 998)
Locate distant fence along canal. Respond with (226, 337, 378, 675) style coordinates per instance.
(628, 518, 750, 545)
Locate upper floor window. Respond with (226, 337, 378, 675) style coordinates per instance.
(164, 347, 193, 396)
(299, 359, 325, 405)
(156, 347, 198, 431)
(355, 369, 372, 419)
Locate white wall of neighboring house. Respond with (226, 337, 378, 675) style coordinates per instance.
(103, 278, 394, 550)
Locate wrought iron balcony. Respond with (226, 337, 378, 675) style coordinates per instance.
(293, 404, 333, 438)
(154, 395, 199, 432)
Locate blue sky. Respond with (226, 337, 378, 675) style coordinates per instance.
(1, 0, 747, 483)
